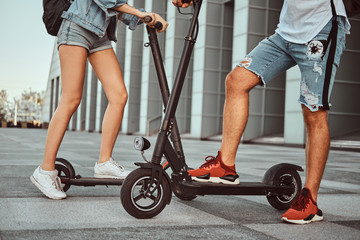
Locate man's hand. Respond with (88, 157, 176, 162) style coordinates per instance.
(172, 0, 193, 8)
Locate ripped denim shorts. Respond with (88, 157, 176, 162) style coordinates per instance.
(238, 16, 347, 111)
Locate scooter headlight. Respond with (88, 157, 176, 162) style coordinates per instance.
(134, 136, 151, 151)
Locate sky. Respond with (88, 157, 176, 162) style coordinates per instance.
(0, 1, 55, 100)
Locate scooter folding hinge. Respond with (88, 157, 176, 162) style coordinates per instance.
(172, 169, 192, 183)
(184, 36, 196, 44)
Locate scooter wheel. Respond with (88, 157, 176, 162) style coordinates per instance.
(55, 158, 75, 192)
(173, 191, 197, 201)
(120, 168, 171, 219)
(266, 169, 301, 210)
(172, 182, 197, 201)
(55, 164, 73, 192)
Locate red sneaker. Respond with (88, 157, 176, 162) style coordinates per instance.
(281, 188, 323, 224)
(188, 151, 239, 184)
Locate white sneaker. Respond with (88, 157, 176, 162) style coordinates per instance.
(30, 166, 67, 200)
(94, 157, 129, 179)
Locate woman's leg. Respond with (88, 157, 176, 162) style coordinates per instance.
(88, 48, 128, 163)
(41, 45, 88, 171)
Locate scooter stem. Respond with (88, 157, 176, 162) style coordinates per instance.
(151, 0, 203, 165)
(146, 26, 186, 166)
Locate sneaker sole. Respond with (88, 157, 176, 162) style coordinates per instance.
(281, 214, 323, 224)
(192, 176, 240, 185)
(94, 174, 126, 179)
(30, 176, 67, 200)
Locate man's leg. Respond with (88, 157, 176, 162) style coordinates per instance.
(220, 67, 261, 166)
(189, 33, 292, 184)
(281, 106, 329, 224)
(302, 105, 330, 202)
(188, 67, 260, 184)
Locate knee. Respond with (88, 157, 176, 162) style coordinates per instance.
(225, 71, 242, 96)
(60, 95, 82, 113)
(225, 68, 259, 96)
(302, 106, 328, 130)
(108, 90, 128, 108)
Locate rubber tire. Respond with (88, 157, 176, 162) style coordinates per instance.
(55, 164, 72, 192)
(120, 168, 171, 219)
(172, 182, 197, 201)
(266, 169, 302, 210)
(56, 158, 75, 176)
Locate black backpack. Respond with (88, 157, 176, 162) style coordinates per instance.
(343, 0, 360, 17)
(42, 0, 71, 36)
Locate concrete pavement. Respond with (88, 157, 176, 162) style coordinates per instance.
(0, 128, 359, 239)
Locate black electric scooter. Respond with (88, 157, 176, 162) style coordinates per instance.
(53, 17, 165, 192)
(120, 0, 303, 219)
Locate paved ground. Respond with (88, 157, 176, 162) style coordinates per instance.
(0, 128, 359, 240)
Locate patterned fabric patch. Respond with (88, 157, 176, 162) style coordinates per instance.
(306, 40, 324, 58)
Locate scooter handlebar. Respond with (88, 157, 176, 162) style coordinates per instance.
(143, 16, 163, 31)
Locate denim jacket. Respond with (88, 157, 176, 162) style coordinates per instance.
(62, 0, 144, 41)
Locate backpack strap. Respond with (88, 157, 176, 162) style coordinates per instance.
(322, 0, 339, 110)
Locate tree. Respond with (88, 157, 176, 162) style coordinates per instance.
(16, 89, 44, 123)
(0, 89, 9, 121)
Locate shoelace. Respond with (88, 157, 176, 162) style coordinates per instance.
(54, 176, 64, 192)
(290, 193, 310, 211)
(49, 174, 64, 192)
(110, 158, 125, 171)
(200, 155, 219, 168)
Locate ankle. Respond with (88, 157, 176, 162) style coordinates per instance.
(218, 151, 235, 167)
(39, 167, 56, 174)
(40, 165, 55, 172)
(98, 157, 111, 164)
(303, 186, 318, 203)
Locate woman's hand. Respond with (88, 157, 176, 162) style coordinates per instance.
(137, 11, 157, 25)
(172, 0, 193, 8)
(114, 5, 168, 32)
(138, 12, 168, 33)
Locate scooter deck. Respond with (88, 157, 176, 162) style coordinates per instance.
(61, 177, 124, 186)
(180, 181, 293, 196)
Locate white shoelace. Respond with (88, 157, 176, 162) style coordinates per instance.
(50, 175, 64, 192)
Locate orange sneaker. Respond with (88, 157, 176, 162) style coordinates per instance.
(281, 188, 323, 224)
(188, 151, 239, 184)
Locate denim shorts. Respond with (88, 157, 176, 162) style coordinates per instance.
(57, 19, 113, 55)
(238, 17, 347, 111)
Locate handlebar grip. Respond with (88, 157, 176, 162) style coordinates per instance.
(154, 22, 163, 31)
(182, 0, 192, 3)
(143, 16, 163, 31)
(143, 16, 152, 23)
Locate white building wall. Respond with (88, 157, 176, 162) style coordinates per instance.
(191, 0, 233, 138)
(121, 0, 146, 134)
(138, 0, 166, 135)
(42, 41, 61, 124)
(166, 1, 193, 134)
